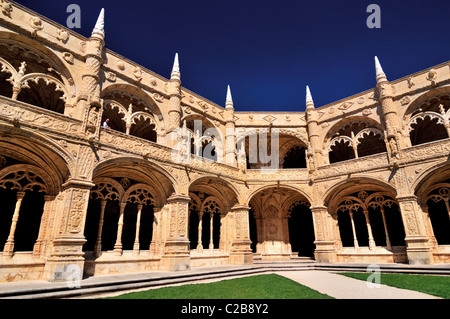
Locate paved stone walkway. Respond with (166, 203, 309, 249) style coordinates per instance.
(0, 267, 444, 299)
(276, 271, 440, 299)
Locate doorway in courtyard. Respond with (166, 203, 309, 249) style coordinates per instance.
(249, 187, 315, 259)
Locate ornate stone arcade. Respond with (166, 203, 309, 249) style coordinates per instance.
(0, 2, 449, 283)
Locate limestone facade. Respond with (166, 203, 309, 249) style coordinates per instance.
(0, 2, 449, 283)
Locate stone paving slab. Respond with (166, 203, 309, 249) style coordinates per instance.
(276, 271, 440, 299)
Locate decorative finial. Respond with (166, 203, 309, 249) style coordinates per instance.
(306, 85, 314, 109)
(171, 53, 180, 81)
(375, 56, 387, 83)
(91, 8, 105, 39)
(225, 85, 234, 109)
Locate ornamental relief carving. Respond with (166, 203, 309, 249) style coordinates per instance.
(59, 188, 90, 235)
(0, 101, 82, 134)
(400, 201, 419, 235)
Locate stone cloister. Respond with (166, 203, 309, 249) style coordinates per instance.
(0, 3, 449, 283)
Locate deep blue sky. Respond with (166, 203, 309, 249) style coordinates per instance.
(15, 0, 450, 112)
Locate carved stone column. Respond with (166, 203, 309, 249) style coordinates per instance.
(310, 206, 337, 263)
(380, 207, 392, 250)
(363, 210, 376, 250)
(197, 211, 203, 252)
(255, 216, 264, 255)
(149, 207, 163, 256)
(160, 194, 191, 271)
(229, 205, 253, 265)
(281, 216, 291, 255)
(113, 202, 127, 255)
(421, 204, 438, 248)
(3, 191, 26, 258)
(43, 179, 94, 282)
(133, 204, 143, 255)
(349, 212, 359, 250)
(94, 199, 107, 257)
(397, 195, 434, 264)
(33, 195, 57, 257)
(209, 212, 214, 251)
(219, 212, 226, 252)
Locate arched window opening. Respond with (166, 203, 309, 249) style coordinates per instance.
(0, 161, 48, 257)
(336, 191, 405, 250)
(282, 146, 307, 169)
(186, 118, 222, 162)
(327, 121, 386, 164)
(84, 179, 155, 256)
(287, 200, 314, 258)
(17, 79, 65, 114)
(0, 70, 12, 98)
(329, 139, 355, 164)
(409, 116, 448, 146)
(425, 185, 450, 245)
(356, 131, 387, 158)
(0, 45, 67, 113)
(188, 192, 222, 252)
(101, 91, 159, 143)
(129, 116, 157, 143)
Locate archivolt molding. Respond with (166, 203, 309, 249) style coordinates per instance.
(323, 116, 384, 147)
(413, 159, 450, 202)
(90, 177, 124, 201)
(103, 99, 159, 132)
(402, 85, 450, 121)
(188, 192, 202, 215)
(90, 177, 157, 207)
(354, 128, 384, 145)
(0, 36, 77, 88)
(336, 191, 398, 214)
(407, 111, 446, 132)
(323, 177, 397, 211)
(0, 163, 53, 194)
(245, 184, 312, 210)
(425, 183, 450, 204)
(124, 183, 156, 206)
(0, 54, 74, 107)
(328, 135, 353, 151)
(200, 195, 222, 215)
(0, 128, 75, 183)
(103, 99, 127, 118)
(18, 72, 70, 101)
(286, 198, 311, 218)
(130, 111, 157, 127)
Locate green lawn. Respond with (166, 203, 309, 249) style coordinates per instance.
(338, 272, 450, 299)
(104, 274, 334, 299)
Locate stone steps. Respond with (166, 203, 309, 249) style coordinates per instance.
(1, 261, 449, 299)
(314, 263, 450, 275)
(0, 266, 262, 299)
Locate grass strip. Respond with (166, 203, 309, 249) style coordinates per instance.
(338, 272, 450, 299)
(104, 274, 334, 299)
